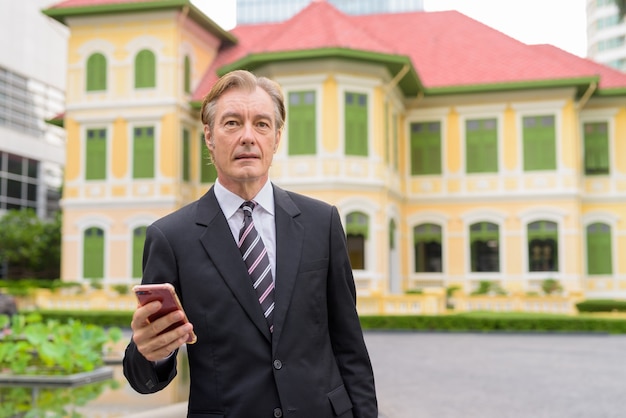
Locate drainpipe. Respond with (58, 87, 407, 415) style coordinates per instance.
(576, 81, 597, 110)
(384, 64, 410, 95)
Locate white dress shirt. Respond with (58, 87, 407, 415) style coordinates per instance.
(213, 178, 277, 281)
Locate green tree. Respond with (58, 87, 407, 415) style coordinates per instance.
(0, 209, 61, 279)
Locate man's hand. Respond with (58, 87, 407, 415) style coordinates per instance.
(130, 301, 194, 362)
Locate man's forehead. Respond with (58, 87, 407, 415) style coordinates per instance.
(217, 87, 274, 113)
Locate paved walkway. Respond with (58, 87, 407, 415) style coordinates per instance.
(366, 332, 626, 418)
(85, 332, 626, 417)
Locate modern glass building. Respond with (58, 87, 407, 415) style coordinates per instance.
(586, 0, 626, 71)
(0, 0, 67, 220)
(237, 0, 424, 25)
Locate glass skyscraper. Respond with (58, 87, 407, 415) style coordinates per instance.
(237, 0, 424, 25)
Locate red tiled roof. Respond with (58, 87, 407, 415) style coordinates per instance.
(46, 0, 626, 101)
(194, 1, 626, 100)
(530, 44, 625, 90)
(354, 11, 602, 89)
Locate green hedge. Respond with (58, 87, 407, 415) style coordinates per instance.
(576, 299, 626, 313)
(0, 279, 81, 296)
(17, 310, 626, 334)
(33, 309, 134, 328)
(359, 313, 626, 334)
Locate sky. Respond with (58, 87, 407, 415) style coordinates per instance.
(193, 0, 588, 58)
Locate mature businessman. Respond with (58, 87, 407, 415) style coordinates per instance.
(123, 69, 378, 418)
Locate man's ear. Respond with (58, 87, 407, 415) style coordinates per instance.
(274, 129, 282, 152)
(204, 125, 214, 148)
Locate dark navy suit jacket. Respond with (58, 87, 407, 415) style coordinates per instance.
(123, 184, 377, 418)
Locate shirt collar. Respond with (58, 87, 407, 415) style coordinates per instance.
(214, 178, 275, 219)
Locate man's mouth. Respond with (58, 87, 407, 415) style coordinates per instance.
(236, 154, 257, 160)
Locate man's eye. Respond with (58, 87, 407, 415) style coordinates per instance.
(225, 120, 238, 127)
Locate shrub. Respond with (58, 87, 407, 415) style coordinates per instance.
(0, 313, 122, 375)
(0, 313, 122, 417)
(576, 299, 626, 313)
(359, 313, 626, 334)
(541, 278, 563, 295)
(112, 284, 130, 295)
(471, 280, 507, 296)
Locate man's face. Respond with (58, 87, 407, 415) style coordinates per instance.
(205, 86, 281, 191)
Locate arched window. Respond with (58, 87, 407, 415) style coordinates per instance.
(132, 226, 147, 278)
(345, 211, 368, 270)
(586, 222, 612, 275)
(469, 222, 499, 272)
(414, 223, 442, 272)
(86, 53, 107, 91)
(389, 219, 396, 250)
(134, 49, 156, 88)
(527, 221, 558, 272)
(83, 227, 104, 279)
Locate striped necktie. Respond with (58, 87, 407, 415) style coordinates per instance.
(238, 201, 274, 332)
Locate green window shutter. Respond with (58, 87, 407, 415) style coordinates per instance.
(132, 226, 147, 278)
(466, 119, 498, 173)
(345, 92, 368, 156)
(83, 227, 104, 279)
(133, 126, 155, 179)
(587, 223, 612, 275)
(200, 133, 217, 183)
(86, 128, 107, 180)
(184, 56, 191, 94)
(182, 129, 190, 182)
(135, 49, 156, 88)
(86, 53, 107, 91)
(527, 221, 558, 272)
(469, 222, 499, 272)
(413, 223, 443, 272)
(584, 122, 610, 175)
(523, 115, 556, 171)
(288, 91, 316, 155)
(411, 122, 442, 175)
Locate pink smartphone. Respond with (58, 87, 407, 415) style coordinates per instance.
(133, 283, 197, 344)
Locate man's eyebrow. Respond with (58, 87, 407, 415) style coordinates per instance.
(255, 112, 273, 121)
(220, 111, 241, 121)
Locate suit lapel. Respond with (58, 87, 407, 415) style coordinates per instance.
(197, 188, 272, 341)
(272, 186, 303, 350)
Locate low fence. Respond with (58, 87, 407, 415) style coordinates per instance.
(13, 288, 585, 316)
(450, 292, 585, 315)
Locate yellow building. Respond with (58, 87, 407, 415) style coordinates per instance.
(44, 1, 626, 300)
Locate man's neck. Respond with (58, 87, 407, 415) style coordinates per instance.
(217, 177, 268, 201)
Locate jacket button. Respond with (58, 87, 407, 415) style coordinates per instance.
(273, 359, 282, 370)
(273, 407, 283, 417)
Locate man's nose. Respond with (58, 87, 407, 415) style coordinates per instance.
(240, 123, 256, 144)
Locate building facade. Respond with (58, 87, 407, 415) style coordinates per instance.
(0, 1, 67, 219)
(236, 0, 423, 24)
(587, 0, 626, 71)
(44, 0, 626, 299)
